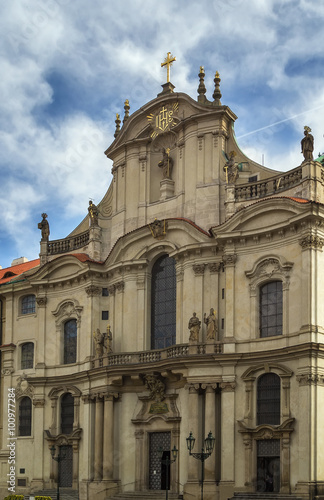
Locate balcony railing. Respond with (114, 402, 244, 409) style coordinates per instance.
(47, 230, 90, 255)
(235, 166, 303, 202)
(91, 342, 223, 368)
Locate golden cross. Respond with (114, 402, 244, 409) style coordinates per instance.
(161, 52, 176, 83)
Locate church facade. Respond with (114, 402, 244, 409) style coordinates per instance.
(1, 59, 324, 500)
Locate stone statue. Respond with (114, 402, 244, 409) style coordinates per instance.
(301, 126, 314, 161)
(93, 328, 105, 357)
(158, 148, 173, 180)
(144, 374, 165, 402)
(38, 213, 50, 241)
(224, 151, 239, 184)
(204, 308, 217, 340)
(149, 218, 167, 238)
(88, 200, 99, 226)
(105, 324, 113, 353)
(188, 312, 201, 342)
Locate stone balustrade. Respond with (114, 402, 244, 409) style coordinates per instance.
(47, 230, 90, 255)
(91, 342, 223, 368)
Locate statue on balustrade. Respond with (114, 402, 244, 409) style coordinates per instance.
(88, 200, 99, 226)
(93, 329, 105, 357)
(204, 308, 218, 340)
(105, 324, 113, 353)
(38, 213, 50, 241)
(301, 126, 314, 161)
(188, 312, 201, 342)
(224, 151, 239, 184)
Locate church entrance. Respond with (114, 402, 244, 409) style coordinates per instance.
(257, 440, 280, 493)
(149, 432, 171, 490)
(59, 445, 73, 487)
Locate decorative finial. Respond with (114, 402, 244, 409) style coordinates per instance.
(213, 71, 222, 106)
(161, 52, 176, 83)
(123, 99, 130, 124)
(197, 66, 207, 104)
(114, 113, 121, 138)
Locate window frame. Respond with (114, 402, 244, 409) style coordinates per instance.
(20, 294, 36, 315)
(259, 280, 283, 338)
(18, 396, 32, 437)
(21, 342, 34, 370)
(63, 319, 77, 365)
(257, 372, 281, 425)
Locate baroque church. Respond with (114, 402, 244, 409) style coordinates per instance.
(1, 54, 324, 500)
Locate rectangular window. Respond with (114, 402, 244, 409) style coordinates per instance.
(102, 311, 109, 320)
(260, 281, 283, 337)
(102, 288, 109, 296)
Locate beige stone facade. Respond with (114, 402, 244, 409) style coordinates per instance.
(1, 72, 324, 500)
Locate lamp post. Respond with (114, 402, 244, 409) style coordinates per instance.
(50, 445, 66, 500)
(158, 445, 178, 500)
(186, 431, 215, 500)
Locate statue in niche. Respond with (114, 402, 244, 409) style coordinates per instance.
(301, 126, 314, 161)
(144, 374, 165, 402)
(224, 151, 239, 184)
(38, 213, 50, 241)
(188, 312, 201, 342)
(204, 308, 218, 340)
(158, 147, 173, 179)
(93, 329, 105, 357)
(88, 200, 99, 226)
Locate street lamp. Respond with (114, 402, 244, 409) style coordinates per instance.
(158, 445, 178, 500)
(50, 445, 66, 500)
(186, 431, 215, 500)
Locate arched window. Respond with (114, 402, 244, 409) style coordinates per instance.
(21, 295, 36, 315)
(19, 397, 32, 436)
(151, 255, 176, 349)
(61, 393, 74, 434)
(257, 373, 280, 425)
(21, 342, 34, 369)
(64, 319, 77, 364)
(260, 281, 282, 337)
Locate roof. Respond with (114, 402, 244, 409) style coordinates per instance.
(0, 259, 40, 285)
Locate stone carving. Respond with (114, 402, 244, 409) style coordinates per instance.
(144, 374, 165, 402)
(88, 200, 99, 226)
(224, 151, 239, 184)
(300, 235, 324, 249)
(158, 148, 173, 179)
(188, 312, 201, 342)
(38, 213, 50, 241)
(301, 126, 314, 161)
(93, 325, 113, 357)
(149, 218, 167, 238)
(193, 264, 206, 275)
(204, 308, 218, 340)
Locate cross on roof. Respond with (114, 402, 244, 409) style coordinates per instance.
(161, 52, 176, 83)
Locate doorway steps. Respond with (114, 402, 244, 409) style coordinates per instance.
(30, 488, 79, 500)
(108, 492, 180, 500)
(229, 494, 303, 500)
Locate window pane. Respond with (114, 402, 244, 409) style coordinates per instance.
(257, 373, 280, 425)
(21, 295, 36, 314)
(19, 397, 32, 436)
(64, 319, 77, 364)
(151, 256, 176, 349)
(21, 343, 34, 369)
(61, 393, 74, 434)
(260, 281, 282, 337)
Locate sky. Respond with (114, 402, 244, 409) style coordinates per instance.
(1, 0, 324, 270)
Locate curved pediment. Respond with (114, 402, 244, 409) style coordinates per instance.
(29, 254, 96, 284)
(212, 197, 312, 239)
(107, 218, 211, 265)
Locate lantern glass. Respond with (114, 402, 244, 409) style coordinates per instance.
(186, 432, 195, 453)
(171, 445, 178, 461)
(205, 431, 215, 453)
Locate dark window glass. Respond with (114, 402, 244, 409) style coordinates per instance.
(21, 295, 36, 314)
(257, 373, 280, 425)
(260, 281, 282, 337)
(19, 397, 32, 436)
(102, 288, 109, 296)
(151, 255, 176, 349)
(64, 319, 77, 364)
(61, 393, 74, 434)
(21, 342, 34, 369)
(102, 310, 109, 320)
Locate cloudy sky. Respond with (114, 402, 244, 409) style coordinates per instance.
(1, 0, 323, 269)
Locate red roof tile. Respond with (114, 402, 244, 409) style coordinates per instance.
(0, 259, 40, 285)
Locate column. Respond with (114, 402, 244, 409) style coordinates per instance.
(192, 264, 205, 342)
(31, 398, 45, 490)
(103, 394, 114, 480)
(94, 395, 104, 480)
(135, 430, 145, 490)
(220, 381, 236, 498)
(223, 253, 237, 351)
(204, 384, 216, 481)
(187, 384, 199, 480)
